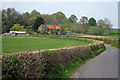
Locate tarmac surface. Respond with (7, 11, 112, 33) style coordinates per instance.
(70, 44, 119, 78)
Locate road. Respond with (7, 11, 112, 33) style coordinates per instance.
(70, 44, 119, 78)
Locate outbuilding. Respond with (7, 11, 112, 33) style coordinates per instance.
(10, 31, 26, 36)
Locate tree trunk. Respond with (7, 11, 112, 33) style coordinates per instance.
(83, 22, 85, 34)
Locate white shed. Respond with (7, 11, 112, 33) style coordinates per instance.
(10, 31, 26, 36)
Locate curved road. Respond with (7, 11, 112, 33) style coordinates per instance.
(70, 44, 119, 78)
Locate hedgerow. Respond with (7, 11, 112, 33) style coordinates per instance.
(2, 36, 105, 79)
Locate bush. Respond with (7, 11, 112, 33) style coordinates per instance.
(2, 36, 105, 78)
(2, 55, 24, 79)
(87, 26, 103, 35)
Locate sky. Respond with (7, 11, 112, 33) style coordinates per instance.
(2, 2, 118, 29)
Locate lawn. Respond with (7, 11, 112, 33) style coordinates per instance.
(2, 37, 90, 53)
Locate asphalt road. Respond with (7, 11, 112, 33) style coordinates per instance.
(70, 44, 119, 78)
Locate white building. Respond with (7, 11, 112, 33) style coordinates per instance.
(10, 31, 26, 36)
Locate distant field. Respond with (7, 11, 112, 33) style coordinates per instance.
(2, 37, 90, 53)
(110, 29, 120, 34)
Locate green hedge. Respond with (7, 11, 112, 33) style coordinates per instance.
(70, 36, 119, 48)
(2, 36, 105, 79)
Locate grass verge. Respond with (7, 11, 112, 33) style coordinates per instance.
(48, 47, 106, 78)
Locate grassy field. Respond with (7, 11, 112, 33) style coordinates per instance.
(2, 37, 90, 53)
(110, 29, 120, 34)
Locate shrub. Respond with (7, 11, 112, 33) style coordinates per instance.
(2, 36, 105, 78)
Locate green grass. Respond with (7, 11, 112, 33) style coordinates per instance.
(110, 29, 120, 34)
(49, 47, 106, 78)
(2, 37, 90, 53)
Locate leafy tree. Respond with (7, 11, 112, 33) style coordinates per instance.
(25, 26, 34, 34)
(21, 12, 30, 26)
(41, 14, 53, 25)
(2, 8, 21, 33)
(88, 17, 96, 26)
(87, 26, 103, 35)
(33, 17, 45, 31)
(10, 24, 25, 31)
(51, 28, 57, 35)
(103, 17, 112, 34)
(29, 10, 41, 26)
(68, 14, 78, 23)
(97, 18, 112, 35)
(97, 19, 105, 28)
(60, 26, 67, 35)
(38, 28, 47, 34)
(80, 16, 88, 33)
(51, 12, 67, 25)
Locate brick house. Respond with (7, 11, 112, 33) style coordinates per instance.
(38, 24, 60, 31)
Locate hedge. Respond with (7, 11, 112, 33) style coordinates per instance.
(74, 36, 119, 48)
(2, 36, 105, 79)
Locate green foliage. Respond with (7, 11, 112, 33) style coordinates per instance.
(47, 45, 106, 78)
(2, 8, 22, 33)
(38, 28, 47, 34)
(2, 55, 24, 79)
(110, 29, 120, 34)
(21, 12, 30, 26)
(33, 17, 45, 31)
(88, 17, 96, 26)
(51, 11, 67, 25)
(2, 35, 106, 78)
(25, 26, 34, 34)
(80, 16, 88, 23)
(87, 26, 103, 35)
(80, 16, 88, 33)
(2, 8, 113, 36)
(50, 28, 58, 35)
(60, 27, 67, 35)
(70, 23, 83, 33)
(2, 37, 90, 53)
(68, 14, 78, 23)
(10, 24, 25, 31)
(97, 19, 105, 28)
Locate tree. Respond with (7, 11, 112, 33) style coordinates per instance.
(10, 24, 25, 31)
(2, 8, 21, 33)
(33, 17, 45, 31)
(103, 17, 112, 34)
(97, 18, 112, 35)
(97, 19, 105, 28)
(41, 14, 52, 25)
(68, 14, 78, 23)
(87, 26, 103, 35)
(38, 28, 47, 34)
(60, 27, 67, 35)
(29, 10, 41, 26)
(51, 28, 57, 35)
(51, 11, 67, 25)
(104, 17, 113, 29)
(88, 17, 96, 26)
(80, 16, 88, 33)
(21, 12, 30, 26)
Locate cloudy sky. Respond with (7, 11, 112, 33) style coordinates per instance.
(2, 2, 118, 29)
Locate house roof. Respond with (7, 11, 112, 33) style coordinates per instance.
(10, 31, 26, 34)
(38, 24, 60, 30)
